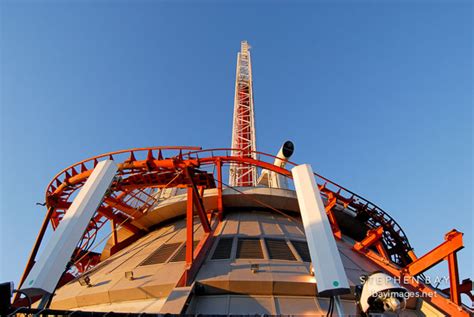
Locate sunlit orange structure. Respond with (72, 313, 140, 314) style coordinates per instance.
(11, 41, 472, 316)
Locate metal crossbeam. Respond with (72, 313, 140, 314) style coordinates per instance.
(229, 41, 257, 187)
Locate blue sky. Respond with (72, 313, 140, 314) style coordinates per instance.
(1, 0, 472, 295)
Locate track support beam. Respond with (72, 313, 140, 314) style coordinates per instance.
(355, 229, 467, 316)
(324, 192, 342, 239)
(353, 226, 389, 260)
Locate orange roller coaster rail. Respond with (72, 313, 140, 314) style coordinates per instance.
(15, 146, 470, 316)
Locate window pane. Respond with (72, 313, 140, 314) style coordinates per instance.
(265, 238, 296, 260)
(169, 240, 200, 262)
(139, 242, 182, 266)
(236, 238, 263, 259)
(291, 240, 311, 262)
(212, 237, 234, 260)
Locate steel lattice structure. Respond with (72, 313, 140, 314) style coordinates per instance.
(229, 41, 257, 187)
(16, 148, 470, 315)
(13, 42, 471, 316)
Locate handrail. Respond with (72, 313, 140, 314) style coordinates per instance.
(43, 146, 413, 266)
(181, 148, 412, 254)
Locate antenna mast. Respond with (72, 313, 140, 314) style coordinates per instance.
(229, 41, 257, 187)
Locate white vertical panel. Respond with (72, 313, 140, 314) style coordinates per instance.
(22, 160, 118, 295)
(291, 164, 350, 296)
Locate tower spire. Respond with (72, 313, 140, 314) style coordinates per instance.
(229, 41, 257, 187)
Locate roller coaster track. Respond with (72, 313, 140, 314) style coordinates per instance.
(29, 146, 413, 280)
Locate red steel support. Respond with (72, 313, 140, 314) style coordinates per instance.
(447, 251, 461, 305)
(325, 193, 342, 239)
(105, 196, 140, 218)
(185, 168, 211, 232)
(177, 221, 223, 287)
(111, 220, 118, 246)
(186, 187, 194, 268)
(30, 146, 469, 317)
(229, 41, 257, 187)
(405, 230, 463, 277)
(355, 230, 468, 316)
(51, 200, 142, 234)
(375, 242, 390, 260)
(97, 206, 142, 234)
(353, 226, 389, 260)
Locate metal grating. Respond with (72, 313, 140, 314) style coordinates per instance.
(236, 238, 263, 259)
(265, 238, 296, 260)
(291, 240, 311, 262)
(169, 240, 200, 262)
(139, 242, 182, 266)
(211, 237, 234, 260)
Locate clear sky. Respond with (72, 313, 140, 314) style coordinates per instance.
(1, 0, 472, 296)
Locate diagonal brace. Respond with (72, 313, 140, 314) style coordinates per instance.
(184, 167, 211, 233)
(405, 230, 463, 277)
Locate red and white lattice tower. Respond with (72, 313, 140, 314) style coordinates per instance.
(229, 41, 257, 187)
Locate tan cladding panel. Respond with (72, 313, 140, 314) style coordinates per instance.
(221, 210, 301, 238)
(51, 218, 194, 310)
(52, 209, 420, 314)
(188, 295, 359, 315)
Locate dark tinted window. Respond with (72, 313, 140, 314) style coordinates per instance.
(265, 238, 296, 260)
(291, 240, 311, 262)
(236, 238, 263, 259)
(212, 237, 234, 260)
(169, 240, 200, 262)
(139, 242, 181, 266)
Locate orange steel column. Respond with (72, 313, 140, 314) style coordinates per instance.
(111, 220, 118, 246)
(354, 227, 383, 249)
(447, 252, 461, 305)
(186, 187, 194, 268)
(355, 229, 468, 316)
(184, 167, 211, 233)
(354, 226, 389, 260)
(325, 193, 342, 239)
(406, 230, 463, 277)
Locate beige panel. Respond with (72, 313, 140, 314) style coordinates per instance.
(50, 282, 81, 310)
(135, 187, 299, 231)
(238, 212, 261, 236)
(97, 229, 163, 275)
(164, 222, 187, 243)
(159, 285, 194, 313)
(276, 217, 304, 238)
(340, 252, 362, 271)
(139, 262, 186, 298)
(190, 295, 229, 314)
(417, 300, 447, 317)
(338, 243, 381, 273)
(269, 262, 310, 282)
(273, 281, 317, 296)
(318, 298, 357, 315)
(228, 295, 275, 314)
(221, 212, 239, 235)
(229, 261, 273, 294)
(276, 296, 321, 315)
(105, 226, 178, 274)
(196, 261, 232, 282)
(259, 214, 283, 236)
(50, 206, 439, 315)
(74, 270, 125, 307)
(72, 298, 167, 313)
(108, 275, 156, 302)
(345, 268, 367, 287)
